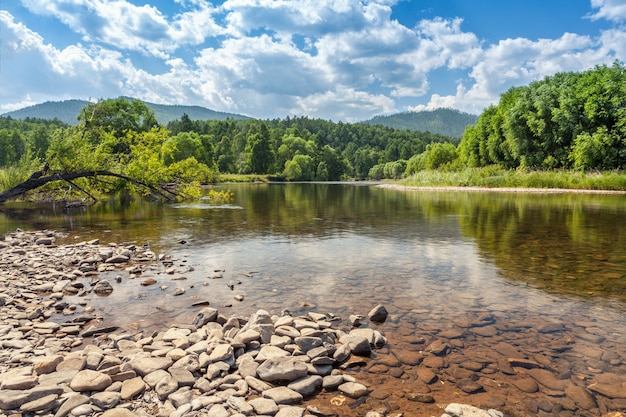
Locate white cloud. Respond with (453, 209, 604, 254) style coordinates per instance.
(20, 0, 223, 57)
(588, 0, 626, 22)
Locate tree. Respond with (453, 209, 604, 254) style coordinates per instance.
(284, 154, 315, 180)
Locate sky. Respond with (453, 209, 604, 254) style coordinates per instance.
(1, 0, 626, 122)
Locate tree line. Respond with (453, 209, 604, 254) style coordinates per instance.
(1, 61, 624, 202)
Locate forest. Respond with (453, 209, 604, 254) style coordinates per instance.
(0, 61, 625, 202)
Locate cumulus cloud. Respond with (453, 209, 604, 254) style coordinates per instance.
(3, 0, 626, 119)
(588, 0, 626, 22)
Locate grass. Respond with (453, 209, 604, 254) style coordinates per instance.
(216, 173, 270, 183)
(399, 167, 626, 191)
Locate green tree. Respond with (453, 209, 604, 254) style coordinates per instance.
(284, 154, 315, 180)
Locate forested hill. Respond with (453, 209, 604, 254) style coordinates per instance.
(1, 98, 251, 125)
(362, 109, 478, 138)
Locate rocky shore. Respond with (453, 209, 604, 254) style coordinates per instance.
(0, 230, 506, 417)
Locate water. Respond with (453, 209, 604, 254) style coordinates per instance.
(1, 183, 625, 415)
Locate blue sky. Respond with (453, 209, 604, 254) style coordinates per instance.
(2, 0, 625, 121)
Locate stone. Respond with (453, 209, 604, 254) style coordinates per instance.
(192, 307, 219, 327)
(70, 370, 113, 392)
(263, 386, 303, 405)
(367, 305, 388, 322)
(512, 377, 539, 393)
(155, 373, 179, 400)
(444, 403, 494, 417)
(257, 357, 309, 382)
(322, 375, 344, 391)
(121, 377, 145, 400)
(249, 397, 279, 415)
(210, 344, 234, 363)
(20, 394, 59, 413)
(34, 355, 64, 375)
(456, 379, 484, 394)
(288, 375, 323, 396)
(275, 406, 306, 417)
(565, 384, 597, 410)
(128, 356, 173, 376)
(227, 396, 254, 415)
(53, 394, 90, 417)
(90, 392, 121, 409)
(527, 368, 566, 391)
(338, 382, 369, 398)
(339, 334, 371, 356)
(101, 408, 139, 417)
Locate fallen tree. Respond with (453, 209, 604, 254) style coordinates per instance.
(0, 170, 177, 205)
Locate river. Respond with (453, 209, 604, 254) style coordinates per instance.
(1, 182, 625, 416)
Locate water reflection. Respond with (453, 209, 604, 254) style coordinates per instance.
(3, 184, 626, 414)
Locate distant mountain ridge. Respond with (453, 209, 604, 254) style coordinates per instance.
(362, 108, 478, 138)
(1, 98, 251, 125)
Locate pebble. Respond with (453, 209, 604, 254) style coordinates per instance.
(0, 230, 516, 417)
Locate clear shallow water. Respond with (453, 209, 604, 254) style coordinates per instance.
(2, 183, 626, 415)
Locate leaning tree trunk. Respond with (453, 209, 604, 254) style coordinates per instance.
(0, 170, 176, 205)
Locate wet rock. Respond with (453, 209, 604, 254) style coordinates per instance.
(367, 305, 388, 323)
(338, 382, 369, 398)
(456, 379, 484, 394)
(512, 377, 539, 393)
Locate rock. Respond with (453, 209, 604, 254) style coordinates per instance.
(275, 406, 306, 417)
(226, 396, 254, 415)
(155, 373, 178, 400)
(53, 394, 91, 417)
(565, 384, 597, 410)
(263, 386, 303, 404)
(257, 357, 309, 382)
(90, 392, 121, 409)
(209, 344, 235, 363)
(456, 379, 484, 394)
(128, 356, 173, 376)
(93, 280, 114, 295)
(339, 334, 371, 356)
(367, 305, 388, 322)
(526, 369, 566, 391)
(407, 392, 435, 403)
(69, 370, 112, 392)
(444, 403, 500, 417)
(512, 377, 539, 393)
(20, 394, 59, 413)
(192, 307, 218, 327)
(249, 397, 279, 415)
(120, 377, 145, 400)
(338, 382, 369, 398)
(34, 355, 64, 375)
(288, 375, 323, 396)
(101, 408, 138, 417)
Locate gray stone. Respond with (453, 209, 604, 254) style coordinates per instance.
(275, 406, 306, 417)
(249, 397, 279, 415)
(288, 375, 323, 396)
(294, 336, 323, 352)
(444, 403, 494, 417)
(143, 369, 170, 388)
(339, 334, 371, 356)
(367, 305, 388, 322)
(338, 382, 369, 398)
(169, 387, 193, 408)
(210, 344, 234, 363)
(227, 396, 254, 415)
(256, 345, 290, 361)
(192, 307, 219, 327)
(208, 404, 230, 417)
(262, 386, 303, 405)
(257, 357, 309, 382)
(245, 375, 273, 393)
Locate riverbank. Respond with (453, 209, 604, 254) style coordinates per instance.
(378, 183, 626, 194)
(0, 230, 504, 417)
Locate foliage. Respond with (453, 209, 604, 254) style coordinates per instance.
(400, 167, 626, 190)
(458, 62, 626, 171)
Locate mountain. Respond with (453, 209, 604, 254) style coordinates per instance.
(362, 108, 478, 138)
(1, 98, 252, 125)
